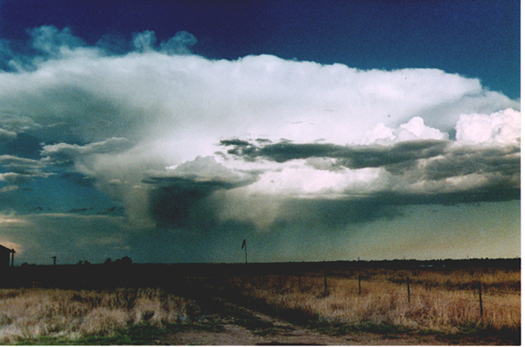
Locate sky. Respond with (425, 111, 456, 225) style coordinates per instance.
(0, 0, 520, 265)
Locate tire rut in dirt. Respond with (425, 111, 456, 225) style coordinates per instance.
(169, 281, 277, 335)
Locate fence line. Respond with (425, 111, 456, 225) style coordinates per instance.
(230, 272, 520, 319)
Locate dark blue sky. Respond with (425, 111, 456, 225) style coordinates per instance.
(0, 0, 520, 98)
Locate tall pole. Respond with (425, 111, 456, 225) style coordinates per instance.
(244, 241, 248, 264)
(242, 239, 247, 264)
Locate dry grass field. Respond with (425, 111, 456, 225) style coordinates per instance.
(0, 263, 519, 344)
(224, 267, 520, 336)
(0, 287, 195, 343)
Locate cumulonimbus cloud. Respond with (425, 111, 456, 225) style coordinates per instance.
(0, 26, 520, 233)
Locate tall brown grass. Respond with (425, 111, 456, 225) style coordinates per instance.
(0, 267, 519, 342)
(230, 268, 520, 334)
(0, 287, 194, 343)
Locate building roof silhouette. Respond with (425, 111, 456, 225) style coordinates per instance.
(0, 244, 15, 253)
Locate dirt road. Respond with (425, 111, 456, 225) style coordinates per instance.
(156, 297, 481, 345)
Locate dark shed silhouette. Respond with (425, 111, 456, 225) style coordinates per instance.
(0, 245, 15, 267)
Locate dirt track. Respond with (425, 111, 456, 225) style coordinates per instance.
(156, 298, 492, 345)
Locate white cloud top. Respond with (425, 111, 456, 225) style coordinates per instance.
(455, 108, 520, 145)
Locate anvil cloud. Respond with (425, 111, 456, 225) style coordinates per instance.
(0, 27, 519, 264)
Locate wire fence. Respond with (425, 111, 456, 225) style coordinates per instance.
(230, 271, 521, 321)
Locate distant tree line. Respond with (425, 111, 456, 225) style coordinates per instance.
(104, 256, 132, 265)
(20, 256, 133, 267)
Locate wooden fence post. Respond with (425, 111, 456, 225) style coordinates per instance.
(407, 276, 411, 303)
(478, 282, 483, 317)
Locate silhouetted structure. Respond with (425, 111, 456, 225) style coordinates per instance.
(0, 245, 15, 267)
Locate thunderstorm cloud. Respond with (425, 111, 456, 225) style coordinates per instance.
(0, 27, 519, 263)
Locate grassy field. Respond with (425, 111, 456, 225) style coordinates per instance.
(0, 262, 520, 344)
(213, 266, 520, 342)
(0, 287, 196, 343)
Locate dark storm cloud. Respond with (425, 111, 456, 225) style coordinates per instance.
(143, 174, 403, 232)
(222, 138, 452, 173)
(142, 156, 258, 229)
(143, 175, 252, 191)
(143, 176, 249, 230)
(221, 138, 520, 205)
(221, 139, 449, 168)
(219, 139, 252, 147)
(145, 180, 220, 229)
(414, 145, 520, 180)
(340, 141, 449, 170)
